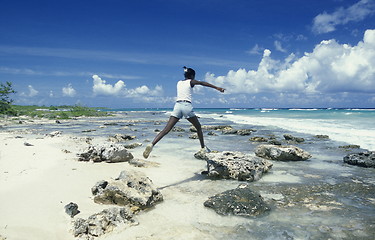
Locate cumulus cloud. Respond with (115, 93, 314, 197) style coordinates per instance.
(20, 85, 39, 97)
(92, 74, 125, 96)
(91, 74, 164, 101)
(312, 0, 375, 34)
(127, 85, 163, 98)
(205, 29, 375, 95)
(62, 84, 77, 97)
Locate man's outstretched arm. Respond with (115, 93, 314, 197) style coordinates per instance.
(191, 80, 225, 93)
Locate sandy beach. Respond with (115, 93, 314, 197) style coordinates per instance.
(1, 111, 374, 240)
(0, 129, 132, 239)
(0, 117, 242, 240)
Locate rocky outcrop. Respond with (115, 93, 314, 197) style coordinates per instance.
(204, 184, 270, 218)
(45, 130, 62, 138)
(339, 145, 361, 149)
(65, 202, 80, 218)
(221, 127, 256, 135)
(249, 136, 268, 142)
(108, 134, 136, 143)
(172, 127, 185, 132)
(128, 158, 160, 168)
(343, 151, 375, 168)
(72, 207, 137, 239)
(124, 142, 142, 149)
(315, 134, 329, 139)
(91, 169, 163, 209)
(190, 125, 232, 132)
(203, 151, 272, 181)
(78, 144, 133, 163)
(283, 134, 305, 143)
(255, 144, 312, 161)
(221, 126, 238, 135)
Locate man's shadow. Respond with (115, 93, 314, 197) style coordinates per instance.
(158, 172, 208, 190)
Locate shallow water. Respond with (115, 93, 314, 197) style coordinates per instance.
(2, 110, 374, 239)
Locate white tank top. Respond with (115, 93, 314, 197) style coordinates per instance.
(176, 80, 192, 102)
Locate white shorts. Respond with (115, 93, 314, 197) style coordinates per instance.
(171, 102, 196, 119)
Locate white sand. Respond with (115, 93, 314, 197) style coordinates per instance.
(0, 132, 132, 239)
(0, 130, 246, 240)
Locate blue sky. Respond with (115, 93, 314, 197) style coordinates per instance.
(1, 0, 374, 108)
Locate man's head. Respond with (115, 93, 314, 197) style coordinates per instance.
(183, 66, 195, 79)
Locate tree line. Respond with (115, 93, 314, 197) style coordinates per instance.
(0, 81, 16, 115)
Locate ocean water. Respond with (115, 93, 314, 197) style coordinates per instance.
(105, 108, 375, 151)
(195, 108, 375, 151)
(2, 108, 375, 239)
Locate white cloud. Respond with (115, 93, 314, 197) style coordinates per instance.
(20, 85, 39, 97)
(274, 40, 287, 53)
(247, 44, 264, 55)
(91, 74, 164, 101)
(126, 85, 163, 98)
(205, 29, 375, 95)
(62, 84, 77, 97)
(312, 0, 375, 34)
(92, 74, 126, 96)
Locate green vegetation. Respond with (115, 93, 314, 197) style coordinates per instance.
(0, 81, 17, 115)
(9, 105, 110, 119)
(1, 81, 110, 119)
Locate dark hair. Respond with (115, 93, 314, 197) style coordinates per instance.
(183, 66, 195, 79)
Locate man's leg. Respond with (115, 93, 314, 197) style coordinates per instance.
(143, 116, 180, 158)
(152, 116, 180, 146)
(187, 116, 205, 148)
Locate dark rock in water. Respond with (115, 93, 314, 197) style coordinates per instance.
(249, 136, 268, 142)
(108, 134, 136, 142)
(207, 131, 217, 136)
(172, 126, 185, 132)
(339, 145, 361, 149)
(72, 207, 136, 239)
(267, 139, 282, 145)
(221, 126, 238, 135)
(315, 134, 329, 139)
(124, 142, 142, 149)
(65, 202, 80, 218)
(203, 151, 272, 181)
(189, 133, 198, 139)
(82, 129, 96, 133)
(343, 151, 375, 168)
(237, 129, 256, 136)
(104, 122, 119, 126)
(204, 184, 270, 218)
(255, 144, 312, 161)
(283, 134, 305, 143)
(91, 169, 163, 209)
(190, 125, 232, 132)
(78, 144, 133, 163)
(221, 126, 257, 136)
